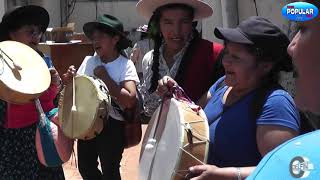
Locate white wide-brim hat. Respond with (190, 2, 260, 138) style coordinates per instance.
(136, 0, 213, 21)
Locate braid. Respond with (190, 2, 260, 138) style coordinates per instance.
(148, 3, 195, 93)
(249, 47, 284, 120)
(250, 71, 282, 121)
(148, 12, 162, 93)
(174, 29, 200, 85)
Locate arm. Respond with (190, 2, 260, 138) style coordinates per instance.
(255, 92, 300, 155)
(188, 92, 300, 180)
(256, 125, 298, 156)
(94, 66, 137, 109)
(189, 165, 255, 180)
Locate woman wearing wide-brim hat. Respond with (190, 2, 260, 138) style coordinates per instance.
(136, 0, 225, 121)
(0, 5, 65, 180)
(62, 14, 140, 180)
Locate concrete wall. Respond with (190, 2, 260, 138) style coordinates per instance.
(0, 0, 5, 18)
(36, 0, 61, 28)
(202, 0, 223, 42)
(67, 1, 146, 33)
(202, 0, 291, 42)
(7, 0, 292, 45)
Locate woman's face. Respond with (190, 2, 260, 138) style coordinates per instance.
(159, 8, 193, 53)
(287, 17, 320, 114)
(223, 42, 271, 92)
(90, 29, 119, 62)
(9, 25, 42, 50)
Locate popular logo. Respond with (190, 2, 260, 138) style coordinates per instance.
(282, 2, 319, 21)
(289, 156, 314, 178)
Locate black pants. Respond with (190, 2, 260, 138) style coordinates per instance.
(78, 118, 125, 180)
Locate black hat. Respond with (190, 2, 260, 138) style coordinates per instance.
(0, 5, 49, 41)
(214, 16, 292, 71)
(83, 14, 131, 50)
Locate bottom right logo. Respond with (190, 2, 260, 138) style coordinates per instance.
(290, 156, 314, 178)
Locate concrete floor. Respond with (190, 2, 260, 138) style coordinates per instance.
(62, 125, 147, 180)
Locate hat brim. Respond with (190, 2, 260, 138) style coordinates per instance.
(214, 27, 253, 45)
(0, 5, 49, 33)
(0, 5, 49, 41)
(83, 22, 131, 49)
(136, 0, 213, 21)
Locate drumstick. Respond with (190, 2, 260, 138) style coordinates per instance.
(0, 48, 22, 70)
(71, 76, 77, 112)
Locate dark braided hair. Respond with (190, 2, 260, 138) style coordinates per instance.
(174, 28, 200, 85)
(243, 44, 292, 120)
(148, 3, 195, 93)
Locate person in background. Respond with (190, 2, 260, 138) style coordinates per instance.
(136, 0, 224, 121)
(158, 16, 300, 179)
(130, 24, 154, 81)
(0, 5, 64, 179)
(62, 14, 139, 180)
(247, 1, 320, 179)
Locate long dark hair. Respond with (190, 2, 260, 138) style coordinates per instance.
(147, 3, 195, 93)
(243, 43, 293, 120)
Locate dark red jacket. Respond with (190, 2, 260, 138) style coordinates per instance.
(179, 39, 224, 102)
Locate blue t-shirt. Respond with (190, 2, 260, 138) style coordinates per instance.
(204, 77, 300, 167)
(247, 130, 320, 180)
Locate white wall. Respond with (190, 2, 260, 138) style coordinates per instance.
(202, 0, 223, 42)
(0, 0, 6, 18)
(30, 0, 61, 28)
(238, 0, 290, 34)
(41, 0, 61, 28)
(68, 1, 146, 33)
(202, 0, 292, 42)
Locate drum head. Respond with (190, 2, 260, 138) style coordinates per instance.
(139, 98, 184, 180)
(0, 41, 50, 103)
(139, 98, 209, 180)
(59, 76, 102, 139)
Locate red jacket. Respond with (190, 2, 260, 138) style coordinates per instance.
(179, 39, 224, 102)
(4, 84, 58, 128)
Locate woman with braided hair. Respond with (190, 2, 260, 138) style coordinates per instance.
(136, 0, 224, 120)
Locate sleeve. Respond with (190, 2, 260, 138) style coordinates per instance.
(256, 90, 300, 132)
(43, 56, 59, 98)
(130, 43, 140, 63)
(208, 76, 226, 95)
(141, 50, 153, 83)
(120, 59, 140, 84)
(77, 56, 92, 75)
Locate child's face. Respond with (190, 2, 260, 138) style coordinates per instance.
(287, 17, 320, 114)
(90, 29, 119, 62)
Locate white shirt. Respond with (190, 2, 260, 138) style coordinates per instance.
(130, 39, 154, 73)
(140, 43, 188, 117)
(78, 54, 139, 120)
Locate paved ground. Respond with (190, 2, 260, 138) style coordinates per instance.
(62, 125, 147, 180)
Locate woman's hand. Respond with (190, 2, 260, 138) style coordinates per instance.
(156, 75, 178, 96)
(49, 68, 61, 87)
(187, 165, 220, 180)
(61, 65, 76, 85)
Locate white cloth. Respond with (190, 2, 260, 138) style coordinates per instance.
(140, 43, 189, 117)
(130, 39, 154, 74)
(77, 54, 140, 120)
